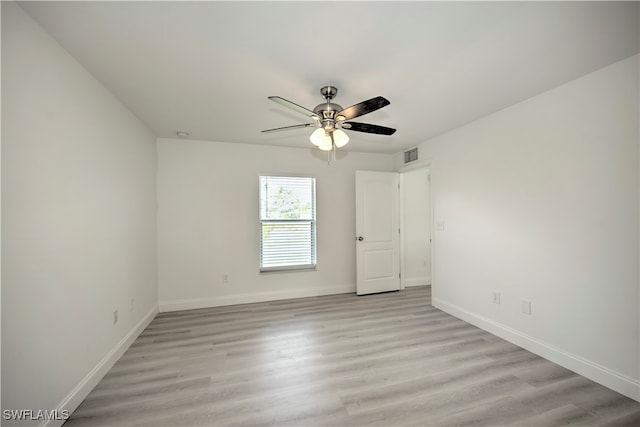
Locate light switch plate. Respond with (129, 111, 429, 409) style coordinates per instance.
(492, 292, 501, 304)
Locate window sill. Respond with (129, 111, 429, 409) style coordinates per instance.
(260, 264, 317, 273)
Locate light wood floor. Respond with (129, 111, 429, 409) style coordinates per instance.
(65, 287, 640, 426)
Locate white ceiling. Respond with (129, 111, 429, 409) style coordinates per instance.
(19, 1, 639, 154)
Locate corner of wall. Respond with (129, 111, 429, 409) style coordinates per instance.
(433, 297, 640, 402)
(42, 305, 158, 427)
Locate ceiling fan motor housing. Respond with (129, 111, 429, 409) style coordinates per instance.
(314, 102, 343, 130)
(313, 102, 343, 117)
(315, 87, 344, 130)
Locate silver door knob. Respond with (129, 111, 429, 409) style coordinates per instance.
(357, 236, 364, 241)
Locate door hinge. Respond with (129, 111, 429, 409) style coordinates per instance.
(399, 273, 401, 279)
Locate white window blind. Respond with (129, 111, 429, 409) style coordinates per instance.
(259, 176, 316, 271)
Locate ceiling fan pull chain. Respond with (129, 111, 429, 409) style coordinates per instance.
(331, 131, 336, 163)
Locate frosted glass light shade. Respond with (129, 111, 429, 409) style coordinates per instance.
(310, 128, 326, 147)
(310, 128, 350, 151)
(318, 137, 333, 151)
(333, 129, 349, 148)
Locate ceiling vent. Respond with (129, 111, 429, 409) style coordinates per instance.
(404, 147, 418, 164)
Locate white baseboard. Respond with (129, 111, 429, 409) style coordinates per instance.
(43, 305, 159, 427)
(159, 284, 355, 312)
(433, 297, 640, 402)
(404, 276, 431, 288)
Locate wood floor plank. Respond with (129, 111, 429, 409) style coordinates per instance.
(64, 286, 639, 426)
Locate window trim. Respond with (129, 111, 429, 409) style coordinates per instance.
(259, 175, 317, 273)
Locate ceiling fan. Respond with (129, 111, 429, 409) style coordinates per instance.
(261, 86, 396, 157)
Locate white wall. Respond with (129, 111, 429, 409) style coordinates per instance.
(401, 167, 431, 287)
(157, 139, 394, 310)
(401, 55, 639, 400)
(1, 2, 158, 424)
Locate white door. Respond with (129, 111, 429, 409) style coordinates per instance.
(356, 171, 400, 295)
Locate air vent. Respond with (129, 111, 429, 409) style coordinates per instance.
(404, 147, 418, 164)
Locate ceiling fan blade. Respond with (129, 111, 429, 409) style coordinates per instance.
(336, 96, 390, 121)
(342, 122, 396, 135)
(268, 96, 319, 119)
(261, 123, 316, 133)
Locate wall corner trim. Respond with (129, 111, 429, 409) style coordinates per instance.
(433, 297, 640, 402)
(43, 304, 159, 427)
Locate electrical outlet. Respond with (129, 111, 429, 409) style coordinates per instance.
(492, 292, 501, 304)
(113, 310, 119, 325)
(522, 300, 532, 315)
(223, 273, 230, 283)
(436, 221, 445, 231)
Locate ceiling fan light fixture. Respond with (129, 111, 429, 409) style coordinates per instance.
(333, 129, 349, 148)
(310, 128, 349, 151)
(310, 128, 326, 147)
(264, 86, 395, 159)
(318, 140, 333, 151)
(318, 135, 333, 151)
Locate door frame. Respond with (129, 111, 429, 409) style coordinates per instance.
(398, 160, 434, 295)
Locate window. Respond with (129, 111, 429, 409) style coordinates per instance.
(259, 176, 316, 271)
